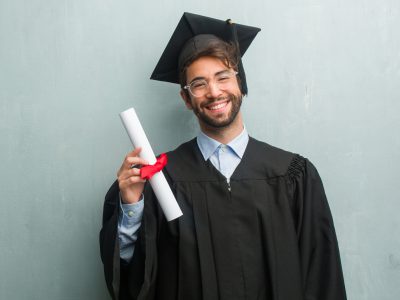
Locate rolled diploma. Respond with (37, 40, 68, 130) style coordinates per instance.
(119, 107, 183, 221)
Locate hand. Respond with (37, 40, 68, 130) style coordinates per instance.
(117, 148, 148, 204)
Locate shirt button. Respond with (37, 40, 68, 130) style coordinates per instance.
(220, 145, 226, 152)
(128, 210, 134, 217)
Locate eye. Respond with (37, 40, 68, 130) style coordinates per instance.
(191, 80, 207, 89)
(216, 71, 234, 82)
(217, 76, 230, 82)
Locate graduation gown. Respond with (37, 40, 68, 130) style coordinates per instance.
(100, 137, 347, 300)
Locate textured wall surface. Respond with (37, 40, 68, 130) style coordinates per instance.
(1, 1, 399, 299)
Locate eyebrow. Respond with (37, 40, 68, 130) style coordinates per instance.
(188, 69, 231, 84)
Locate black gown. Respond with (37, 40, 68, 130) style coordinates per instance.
(100, 137, 347, 300)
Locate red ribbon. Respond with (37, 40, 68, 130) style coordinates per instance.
(140, 153, 168, 180)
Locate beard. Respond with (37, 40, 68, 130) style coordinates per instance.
(192, 93, 243, 129)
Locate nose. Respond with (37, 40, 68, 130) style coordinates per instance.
(206, 81, 222, 98)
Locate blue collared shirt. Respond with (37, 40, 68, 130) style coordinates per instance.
(118, 128, 249, 261)
(196, 128, 249, 181)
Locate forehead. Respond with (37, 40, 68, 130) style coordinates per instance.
(186, 56, 230, 81)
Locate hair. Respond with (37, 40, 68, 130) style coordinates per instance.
(179, 39, 241, 96)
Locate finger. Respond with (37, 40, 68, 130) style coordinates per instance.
(120, 148, 143, 170)
(123, 156, 149, 169)
(117, 148, 148, 176)
(118, 156, 148, 176)
(118, 176, 146, 190)
(127, 147, 142, 157)
(118, 167, 141, 181)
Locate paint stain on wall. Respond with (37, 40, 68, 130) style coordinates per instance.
(389, 254, 400, 270)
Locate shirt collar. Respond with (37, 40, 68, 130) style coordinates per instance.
(196, 127, 249, 161)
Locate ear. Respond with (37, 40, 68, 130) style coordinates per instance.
(180, 89, 193, 110)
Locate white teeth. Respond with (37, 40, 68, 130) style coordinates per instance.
(209, 102, 227, 110)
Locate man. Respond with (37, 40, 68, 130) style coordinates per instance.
(100, 12, 347, 300)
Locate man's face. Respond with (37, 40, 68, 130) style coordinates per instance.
(181, 56, 243, 129)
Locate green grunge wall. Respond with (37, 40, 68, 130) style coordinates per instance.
(1, 1, 399, 299)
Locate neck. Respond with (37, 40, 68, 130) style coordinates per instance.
(199, 112, 244, 144)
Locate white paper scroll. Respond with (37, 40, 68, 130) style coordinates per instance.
(119, 107, 183, 221)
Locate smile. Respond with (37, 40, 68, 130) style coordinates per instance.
(206, 100, 229, 111)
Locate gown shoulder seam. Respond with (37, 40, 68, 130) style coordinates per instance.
(287, 154, 306, 180)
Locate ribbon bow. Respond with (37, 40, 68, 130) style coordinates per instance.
(140, 153, 168, 180)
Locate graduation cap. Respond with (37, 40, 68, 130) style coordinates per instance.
(150, 12, 261, 95)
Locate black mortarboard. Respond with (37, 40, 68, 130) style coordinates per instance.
(150, 12, 261, 95)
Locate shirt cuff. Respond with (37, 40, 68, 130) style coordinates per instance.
(119, 193, 144, 228)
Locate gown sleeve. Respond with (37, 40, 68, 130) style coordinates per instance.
(99, 179, 164, 300)
(99, 180, 121, 300)
(288, 155, 347, 300)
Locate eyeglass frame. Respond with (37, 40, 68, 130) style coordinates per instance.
(183, 70, 239, 98)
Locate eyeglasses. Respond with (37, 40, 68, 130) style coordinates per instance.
(184, 70, 238, 98)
